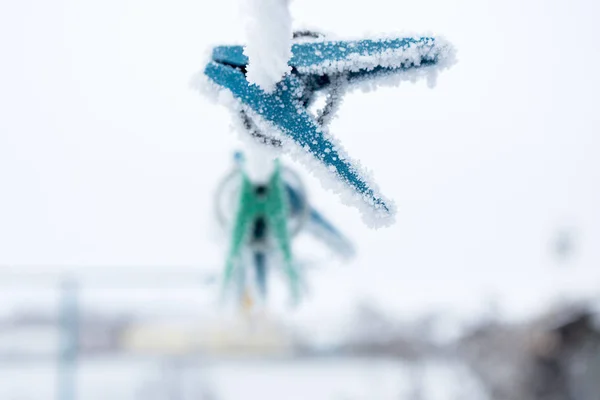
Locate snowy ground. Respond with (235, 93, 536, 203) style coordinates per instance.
(0, 356, 486, 400)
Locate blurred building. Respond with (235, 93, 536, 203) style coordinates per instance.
(459, 305, 600, 400)
(121, 314, 296, 357)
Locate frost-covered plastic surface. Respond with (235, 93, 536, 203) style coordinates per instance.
(198, 36, 455, 227)
(212, 36, 454, 76)
(241, 0, 292, 92)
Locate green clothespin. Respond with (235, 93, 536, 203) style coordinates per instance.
(223, 160, 299, 303)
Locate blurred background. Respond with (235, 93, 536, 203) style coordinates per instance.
(0, 0, 599, 399)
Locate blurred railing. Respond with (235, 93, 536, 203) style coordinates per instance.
(0, 266, 222, 400)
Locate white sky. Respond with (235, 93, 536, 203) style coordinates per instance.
(0, 0, 599, 330)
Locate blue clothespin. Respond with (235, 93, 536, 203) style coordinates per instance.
(285, 183, 354, 259)
(202, 35, 454, 226)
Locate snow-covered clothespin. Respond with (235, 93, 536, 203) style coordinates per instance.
(202, 36, 455, 227)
